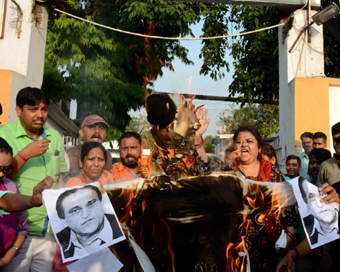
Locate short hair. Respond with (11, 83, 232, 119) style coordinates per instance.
(298, 176, 308, 204)
(118, 132, 142, 146)
(16, 87, 50, 109)
(80, 142, 107, 162)
(56, 185, 102, 219)
(313, 132, 327, 142)
(332, 122, 340, 136)
(309, 148, 331, 164)
(286, 155, 301, 166)
(300, 132, 314, 141)
(0, 137, 13, 156)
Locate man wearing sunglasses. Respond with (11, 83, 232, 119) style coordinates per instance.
(55, 185, 122, 260)
(0, 87, 67, 272)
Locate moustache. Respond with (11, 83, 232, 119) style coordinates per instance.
(91, 134, 102, 140)
(33, 118, 45, 122)
(126, 154, 137, 159)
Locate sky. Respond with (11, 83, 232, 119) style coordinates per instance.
(131, 23, 237, 136)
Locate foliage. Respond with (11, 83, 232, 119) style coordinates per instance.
(203, 135, 214, 153)
(228, 5, 284, 104)
(125, 115, 155, 150)
(228, 1, 340, 103)
(43, 0, 339, 140)
(43, 0, 229, 140)
(218, 104, 279, 139)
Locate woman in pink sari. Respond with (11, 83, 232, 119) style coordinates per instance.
(65, 142, 115, 187)
(0, 138, 29, 270)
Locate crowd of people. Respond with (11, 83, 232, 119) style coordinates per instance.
(0, 87, 340, 272)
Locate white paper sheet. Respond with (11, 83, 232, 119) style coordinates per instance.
(42, 181, 125, 262)
(66, 248, 123, 272)
(290, 177, 340, 249)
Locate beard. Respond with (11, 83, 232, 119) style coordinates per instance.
(122, 154, 139, 169)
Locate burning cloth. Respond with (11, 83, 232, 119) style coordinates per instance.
(105, 172, 296, 272)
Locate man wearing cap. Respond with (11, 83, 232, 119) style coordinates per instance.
(65, 115, 113, 180)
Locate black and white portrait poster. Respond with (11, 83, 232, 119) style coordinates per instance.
(42, 181, 125, 262)
(290, 177, 340, 249)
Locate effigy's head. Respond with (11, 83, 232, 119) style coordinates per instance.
(146, 94, 200, 159)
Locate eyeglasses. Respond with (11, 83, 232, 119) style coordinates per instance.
(0, 165, 13, 176)
(66, 199, 100, 218)
(308, 192, 327, 206)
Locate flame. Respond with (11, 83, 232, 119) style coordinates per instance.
(117, 187, 135, 224)
(116, 179, 177, 271)
(159, 217, 176, 271)
(226, 213, 252, 272)
(245, 183, 265, 210)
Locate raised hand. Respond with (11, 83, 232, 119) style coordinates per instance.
(195, 106, 211, 141)
(31, 176, 54, 207)
(319, 183, 340, 205)
(20, 139, 51, 159)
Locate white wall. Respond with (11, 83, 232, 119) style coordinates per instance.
(278, 10, 324, 158)
(0, 0, 48, 87)
(329, 85, 340, 154)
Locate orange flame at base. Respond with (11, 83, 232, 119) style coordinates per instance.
(226, 217, 253, 272)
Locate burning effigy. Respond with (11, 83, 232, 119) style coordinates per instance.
(103, 94, 297, 272)
(105, 173, 296, 272)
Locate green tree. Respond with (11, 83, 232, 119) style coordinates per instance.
(218, 104, 279, 139)
(228, 1, 340, 103)
(125, 115, 155, 150)
(203, 135, 214, 153)
(43, 0, 229, 140)
(43, 0, 339, 139)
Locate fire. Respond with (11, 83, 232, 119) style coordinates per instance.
(226, 217, 252, 272)
(112, 179, 177, 271)
(245, 183, 265, 210)
(159, 217, 176, 272)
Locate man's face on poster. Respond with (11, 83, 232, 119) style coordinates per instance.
(61, 188, 105, 236)
(305, 182, 337, 226)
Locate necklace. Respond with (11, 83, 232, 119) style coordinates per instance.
(239, 161, 260, 180)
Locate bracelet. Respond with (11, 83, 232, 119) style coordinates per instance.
(289, 248, 299, 261)
(12, 245, 20, 256)
(17, 151, 28, 162)
(195, 136, 204, 149)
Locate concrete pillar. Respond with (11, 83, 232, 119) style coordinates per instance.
(279, 9, 340, 160)
(278, 9, 323, 161)
(0, 0, 48, 124)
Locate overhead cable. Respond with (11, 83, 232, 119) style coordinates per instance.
(53, 3, 308, 41)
